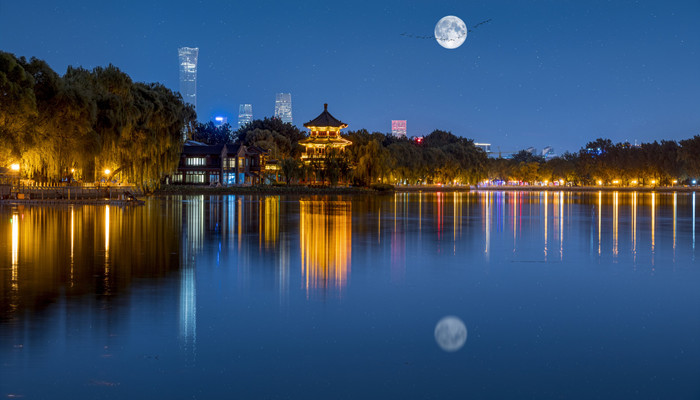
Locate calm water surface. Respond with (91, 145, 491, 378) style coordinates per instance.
(1, 192, 699, 399)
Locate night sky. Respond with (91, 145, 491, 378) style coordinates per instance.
(1, 0, 699, 153)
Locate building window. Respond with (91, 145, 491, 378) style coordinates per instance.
(185, 171, 205, 183)
(171, 174, 182, 183)
(224, 158, 236, 169)
(210, 174, 219, 183)
(186, 157, 206, 166)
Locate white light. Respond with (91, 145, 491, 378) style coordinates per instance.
(104, 169, 111, 175)
(10, 164, 19, 171)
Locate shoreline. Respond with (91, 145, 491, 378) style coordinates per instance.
(476, 185, 698, 193)
(152, 184, 472, 196)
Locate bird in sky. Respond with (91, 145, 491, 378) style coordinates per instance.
(400, 18, 492, 41)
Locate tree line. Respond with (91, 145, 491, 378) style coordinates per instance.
(228, 121, 700, 187)
(487, 138, 700, 186)
(0, 51, 195, 191)
(221, 119, 488, 185)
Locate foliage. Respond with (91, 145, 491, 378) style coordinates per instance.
(0, 52, 195, 191)
(193, 121, 232, 144)
(235, 117, 304, 158)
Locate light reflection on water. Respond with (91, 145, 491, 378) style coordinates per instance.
(0, 191, 699, 398)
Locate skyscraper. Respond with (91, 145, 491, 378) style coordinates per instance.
(391, 120, 407, 138)
(178, 47, 199, 111)
(274, 93, 293, 124)
(238, 104, 253, 129)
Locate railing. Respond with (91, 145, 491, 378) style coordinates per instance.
(0, 183, 141, 201)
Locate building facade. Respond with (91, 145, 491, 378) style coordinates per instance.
(238, 104, 253, 129)
(274, 93, 293, 124)
(299, 103, 351, 164)
(178, 47, 198, 111)
(172, 141, 271, 185)
(391, 120, 407, 138)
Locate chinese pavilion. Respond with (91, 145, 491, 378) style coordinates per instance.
(299, 103, 351, 163)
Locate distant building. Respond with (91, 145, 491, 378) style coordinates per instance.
(541, 146, 555, 159)
(238, 104, 253, 129)
(475, 142, 492, 154)
(178, 47, 198, 111)
(525, 147, 537, 155)
(274, 93, 293, 124)
(214, 116, 227, 127)
(299, 103, 351, 164)
(391, 120, 407, 138)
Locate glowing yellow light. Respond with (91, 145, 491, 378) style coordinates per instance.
(104, 169, 111, 175)
(672, 180, 678, 184)
(71, 168, 75, 173)
(612, 180, 619, 184)
(597, 180, 603, 185)
(631, 180, 638, 184)
(651, 180, 656, 185)
(559, 179, 564, 185)
(10, 164, 19, 171)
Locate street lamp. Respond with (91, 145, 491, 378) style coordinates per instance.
(104, 169, 111, 175)
(10, 164, 19, 171)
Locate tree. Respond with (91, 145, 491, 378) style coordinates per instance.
(193, 121, 232, 144)
(279, 157, 300, 184)
(0, 52, 37, 165)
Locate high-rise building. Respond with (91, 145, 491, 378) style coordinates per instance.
(391, 120, 407, 138)
(238, 104, 253, 129)
(178, 47, 199, 111)
(541, 146, 555, 159)
(274, 93, 293, 124)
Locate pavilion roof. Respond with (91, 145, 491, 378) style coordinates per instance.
(303, 103, 348, 129)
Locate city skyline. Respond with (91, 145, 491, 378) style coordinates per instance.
(1, 1, 699, 153)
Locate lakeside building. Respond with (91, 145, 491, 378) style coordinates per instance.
(391, 120, 407, 138)
(299, 103, 351, 164)
(171, 141, 271, 185)
(238, 104, 253, 129)
(178, 47, 198, 111)
(274, 93, 293, 124)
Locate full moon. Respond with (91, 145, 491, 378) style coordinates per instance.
(434, 316, 467, 352)
(434, 16, 467, 49)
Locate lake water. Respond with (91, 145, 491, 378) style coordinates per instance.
(1, 191, 699, 399)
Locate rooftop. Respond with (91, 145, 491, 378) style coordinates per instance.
(303, 104, 348, 129)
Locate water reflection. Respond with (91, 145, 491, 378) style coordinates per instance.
(0, 203, 183, 321)
(299, 200, 352, 296)
(1, 191, 698, 321)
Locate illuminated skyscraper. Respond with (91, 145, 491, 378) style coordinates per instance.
(178, 47, 199, 111)
(391, 120, 407, 138)
(274, 93, 293, 124)
(238, 104, 253, 129)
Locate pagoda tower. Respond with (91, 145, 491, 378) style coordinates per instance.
(300, 103, 352, 163)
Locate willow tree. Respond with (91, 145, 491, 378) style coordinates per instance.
(0, 52, 37, 166)
(0, 53, 196, 189)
